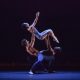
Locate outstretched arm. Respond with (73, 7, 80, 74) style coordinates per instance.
(29, 33, 35, 47)
(45, 35, 52, 50)
(32, 12, 40, 27)
(29, 12, 40, 29)
(46, 35, 56, 55)
(47, 36, 52, 50)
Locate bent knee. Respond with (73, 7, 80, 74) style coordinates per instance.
(47, 29, 53, 35)
(48, 29, 53, 31)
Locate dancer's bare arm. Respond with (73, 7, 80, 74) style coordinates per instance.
(31, 12, 40, 27)
(45, 35, 55, 54)
(29, 33, 35, 47)
(45, 35, 52, 50)
(28, 12, 40, 31)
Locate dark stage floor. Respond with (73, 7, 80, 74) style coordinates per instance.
(0, 71, 80, 80)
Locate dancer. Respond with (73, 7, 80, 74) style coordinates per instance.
(22, 12, 59, 43)
(21, 33, 38, 56)
(21, 33, 59, 74)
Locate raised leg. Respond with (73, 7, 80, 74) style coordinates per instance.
(39, 29, 59, 43)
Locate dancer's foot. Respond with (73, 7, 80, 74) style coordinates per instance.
(53, 38, 59, 43)
(29, 70, 34, 75)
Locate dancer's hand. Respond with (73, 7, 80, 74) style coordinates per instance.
(36, 11, 40, 17)
(28, 25, 34, 33)
(27, 26, 32, 32)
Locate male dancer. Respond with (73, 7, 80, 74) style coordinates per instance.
(21, 33, 59, 74)
(22, 12, 59, 43)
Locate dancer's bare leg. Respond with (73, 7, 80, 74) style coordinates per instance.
(22, 12, 59, 43)
(37, 29, 59, 43)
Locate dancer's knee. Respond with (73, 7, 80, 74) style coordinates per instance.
(48, 29, 53, 33)
(47, 29, 53, 35)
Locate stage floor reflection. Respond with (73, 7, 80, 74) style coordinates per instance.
(0, 71, 80, 80)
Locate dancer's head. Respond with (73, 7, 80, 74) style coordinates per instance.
(21, 39, 29, 47)
(21, 22, 29, 30)
(54, 47, 62, 53)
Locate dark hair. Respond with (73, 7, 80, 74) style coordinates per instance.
(21, 39, 27, 47)
(54, 47, 62, 53)
(21, 23, 29, 30)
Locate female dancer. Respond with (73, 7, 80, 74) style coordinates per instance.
(22, 12, 59, 43)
